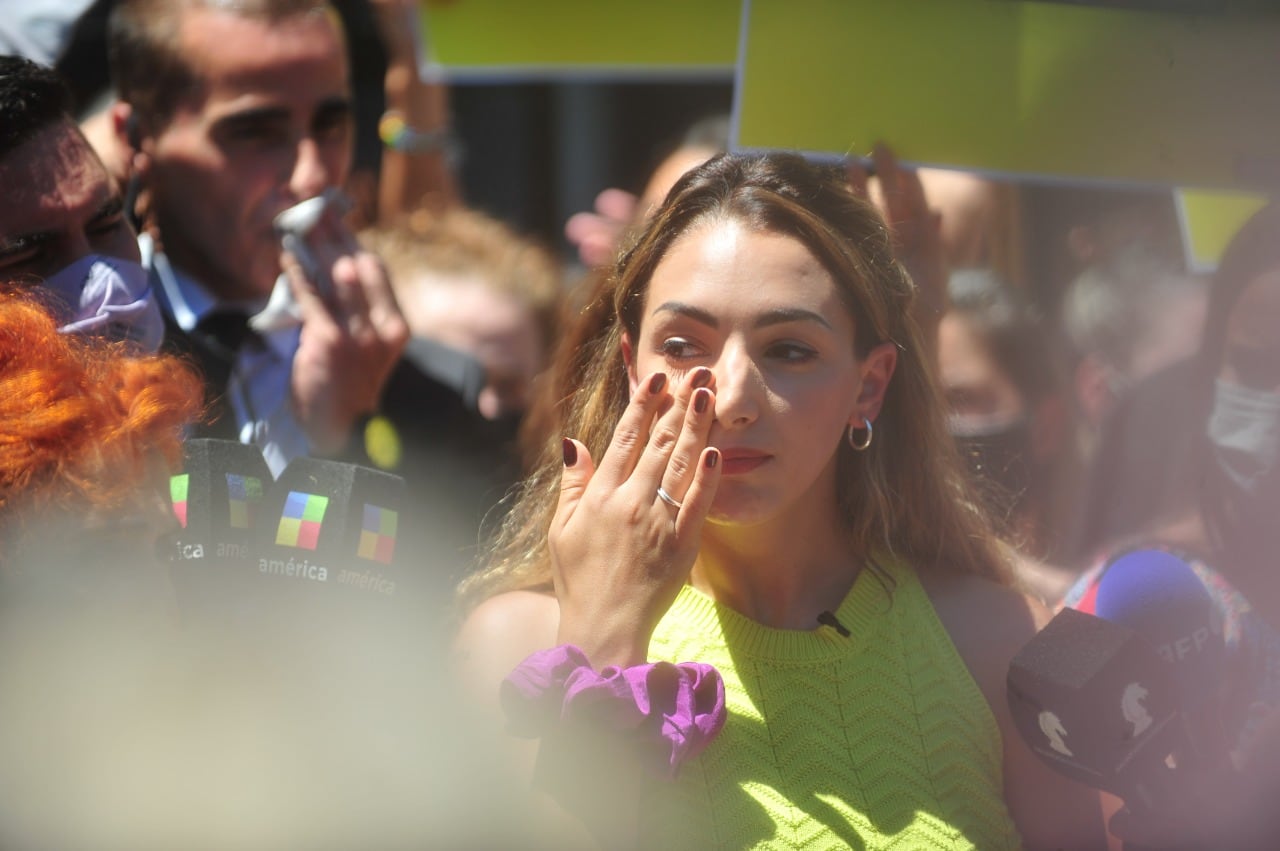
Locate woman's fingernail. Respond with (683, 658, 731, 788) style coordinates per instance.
(562, 437, 577, 467)
(693, 387, 710, 414)
(649, 372, 667, 394)
(705, 449, 719, 469)
(691, 367, 713, 389)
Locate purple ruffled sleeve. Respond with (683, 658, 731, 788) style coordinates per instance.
(500, 645, 727, 779)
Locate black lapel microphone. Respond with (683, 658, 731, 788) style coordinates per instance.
(817, 610, 851, 637)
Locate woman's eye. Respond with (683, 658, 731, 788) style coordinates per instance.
(767, 342, 818, 363)
(659, 337, 702, 360)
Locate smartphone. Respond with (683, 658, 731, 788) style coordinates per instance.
(272, 188, 349, 298)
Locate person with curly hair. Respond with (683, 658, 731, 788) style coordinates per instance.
(0, 289, 202, 608)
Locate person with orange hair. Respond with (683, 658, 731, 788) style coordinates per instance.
(0, 289, 203, 609)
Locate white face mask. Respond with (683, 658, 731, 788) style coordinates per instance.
(1207, 378, 1280, 496)
(42, 255, 165, 352)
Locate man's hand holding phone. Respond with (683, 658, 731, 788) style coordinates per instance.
(276, 191, 408, 455)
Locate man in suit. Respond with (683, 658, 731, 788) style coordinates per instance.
(105, 0, 410, 473)
(106, 0, 500, 581)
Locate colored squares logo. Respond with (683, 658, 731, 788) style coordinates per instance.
(275, 491, 329, 550)
(226, 473, 263, 530)
(170, 474, 190, 528)
(357, 504, 398, 565)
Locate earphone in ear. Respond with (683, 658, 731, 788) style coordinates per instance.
(122, 112, 146, 232)
(125, 111, 141, 149)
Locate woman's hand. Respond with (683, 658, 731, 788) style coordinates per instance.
(551, 367, 722, 668)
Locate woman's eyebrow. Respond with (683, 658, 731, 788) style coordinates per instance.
(651, 301, 831, 331)
(652, 301, 718, 327)
(754, 307, 831, 330)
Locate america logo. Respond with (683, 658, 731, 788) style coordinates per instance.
(275, 490, 329, 550)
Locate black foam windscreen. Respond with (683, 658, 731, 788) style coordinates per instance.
(1007, 608, 1186, 811)
(253, 456, 406, 604)
(1079, 548, 1233, 771)
(166, 439, 273, 615)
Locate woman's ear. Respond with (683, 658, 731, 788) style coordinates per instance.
(852, 341, 898, 424)
(622, 331, 639, 395)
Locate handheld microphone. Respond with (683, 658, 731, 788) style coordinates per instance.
(166, 439, 273, 619)
(1075, 548, 1230, 768)
(252, 456, 406, 609)
(1006, 608, 1188, 813)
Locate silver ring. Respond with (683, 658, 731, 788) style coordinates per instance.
(656, 485, 683, 510)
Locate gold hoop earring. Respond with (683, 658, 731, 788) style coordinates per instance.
(847, 417, 873, 451)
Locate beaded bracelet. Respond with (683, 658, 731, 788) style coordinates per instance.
(500, 644, 727, 779)
(377, 109, 461, 162)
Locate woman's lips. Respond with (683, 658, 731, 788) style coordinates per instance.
(717, 449, 771, 476)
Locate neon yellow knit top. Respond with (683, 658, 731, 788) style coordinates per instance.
(642, 556, 1022, 850)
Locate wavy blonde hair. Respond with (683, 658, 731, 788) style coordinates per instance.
(459, 153, 1012, 611)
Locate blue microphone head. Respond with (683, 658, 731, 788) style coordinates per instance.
(1087, 548, 1225, 711)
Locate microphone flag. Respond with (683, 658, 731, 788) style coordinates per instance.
(254, 456, 406, 608)
(1007, 608, 1186, 811)
(165, 439, 273, 620)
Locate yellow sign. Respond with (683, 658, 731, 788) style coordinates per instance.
(735, 0, 1280, 192)
(1178, 190, 1268, 272)
(417, 0, 741, 79)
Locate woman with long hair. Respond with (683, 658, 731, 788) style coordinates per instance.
(456, 153, 1104, 849)
(1066, 203, 1280, 848)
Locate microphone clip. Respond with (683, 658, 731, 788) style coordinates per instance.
(817, 610, 851, 637)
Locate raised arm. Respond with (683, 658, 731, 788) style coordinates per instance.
(847, 144, 948, 357)
(452, 366, 724, 847)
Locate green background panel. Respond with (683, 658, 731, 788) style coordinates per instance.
(737, 0, 1280, 191)
(419, 0, 740, 72)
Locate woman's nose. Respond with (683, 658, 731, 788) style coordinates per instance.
(712, 347, 762, 429)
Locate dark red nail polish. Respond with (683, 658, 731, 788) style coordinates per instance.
(705, 449, 719, 469)
(562, 438, 577, 467)
(694, 388, 710, 414)
(649, 372, 667, 394)
(691, 367, 712, 389)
